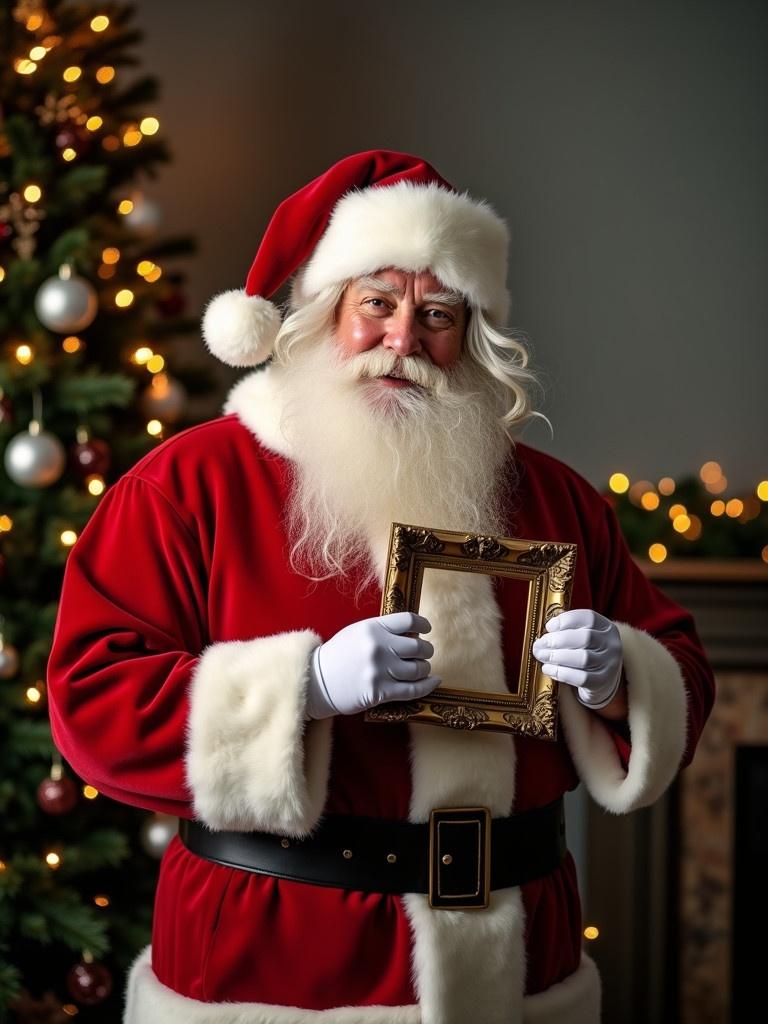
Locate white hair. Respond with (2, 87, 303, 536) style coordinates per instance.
(274, 278, 549, 438)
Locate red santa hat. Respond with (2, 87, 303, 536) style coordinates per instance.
(202, 149, 510, 368)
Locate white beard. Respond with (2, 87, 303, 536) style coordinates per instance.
(277, 334, 514, 589)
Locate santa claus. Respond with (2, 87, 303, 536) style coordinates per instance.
(46, 150, 714, 1023)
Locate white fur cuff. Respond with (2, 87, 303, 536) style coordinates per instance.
(559, 622, 688, 814)
(186, 630, 332, 837)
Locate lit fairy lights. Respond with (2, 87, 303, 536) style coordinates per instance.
(608, 461, 767, 562)
(146, 354, 165, 373)
(25, 683, 44, 705)
(608, 473, 629, 494)
(60, 530, 78, 547)
(82, 784, 99, 800)
(132, 346, 154, 365)
(648, 543, 667, 564)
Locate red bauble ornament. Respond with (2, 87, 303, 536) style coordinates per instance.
(0, 393, 13, 425)
(70, 438, 111, 481)
(156, 288, 186, 318)
(37, 775, 78, 815)
(66, 959, 113, 1005)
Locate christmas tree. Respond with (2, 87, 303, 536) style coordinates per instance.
(0, 2, 213, 1018)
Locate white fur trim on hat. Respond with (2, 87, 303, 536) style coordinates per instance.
(559, 621, 688, 814)
(185, 629, 332, 838)
(202, 289, 281, 368)
(295, 181, 511, 325)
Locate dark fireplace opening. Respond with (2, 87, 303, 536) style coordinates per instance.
(733, 745, 768, 1021)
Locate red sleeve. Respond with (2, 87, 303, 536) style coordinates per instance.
(46, 473, 207, 817)
(592, 494, 716, 768)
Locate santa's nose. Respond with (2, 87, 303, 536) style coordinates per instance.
(382, 308, 422, 357)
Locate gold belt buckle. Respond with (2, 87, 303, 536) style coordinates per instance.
(428, 806, 491, 910)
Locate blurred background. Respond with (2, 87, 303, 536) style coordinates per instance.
(1, 1, 765, 1022)
(135, 0, 767, 491)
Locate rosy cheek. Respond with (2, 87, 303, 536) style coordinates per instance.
(339, 313, 381, 353)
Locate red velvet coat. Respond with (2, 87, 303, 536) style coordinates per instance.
(46, 367, 714, 1024)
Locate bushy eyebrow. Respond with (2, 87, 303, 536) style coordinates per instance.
(354, 275, 402, 295)
(353, 276, 463, 306)
(421, 290, 464, 307)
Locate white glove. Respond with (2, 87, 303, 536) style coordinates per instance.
(306, 612, 441, 719)
(532, 608, 623, 710)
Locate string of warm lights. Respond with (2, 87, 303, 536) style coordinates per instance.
(607, 462, 768, 563)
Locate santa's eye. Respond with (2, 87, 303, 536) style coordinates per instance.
(361, 296, 392, 314)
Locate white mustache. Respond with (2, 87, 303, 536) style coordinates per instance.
(343, 349, 447, 392)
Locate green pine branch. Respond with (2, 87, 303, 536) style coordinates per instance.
(6, 721, 54, 764)
(0, 961, 22, 1013)
(59, 830, 130, 875)
(54, 371, 136, 413)
(31, 889, 109, 957)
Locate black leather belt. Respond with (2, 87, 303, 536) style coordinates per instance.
(179, 798, 566, 911)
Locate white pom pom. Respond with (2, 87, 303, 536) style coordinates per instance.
(201, 289, 281, 367)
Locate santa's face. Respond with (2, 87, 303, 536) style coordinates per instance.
(277, 274, 510, 586)
(334, 269, 467, 385)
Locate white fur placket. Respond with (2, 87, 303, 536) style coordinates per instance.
(368, 539, 524, 1024)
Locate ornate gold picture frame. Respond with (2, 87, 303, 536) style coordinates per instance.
(364, 523, 577, 741)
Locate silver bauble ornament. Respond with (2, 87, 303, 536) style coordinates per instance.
(34, 266, 98, 333)
(0, 641, 20, 679)
(140, 374, 187, 423)
(124, 195, 162, 236)
(140, 812, 177, 858)
(4, 425, 66, 488)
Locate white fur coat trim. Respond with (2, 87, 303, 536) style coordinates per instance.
(523, 954, 601, 1023)
(295, 181, 511, 325)
(125, 947, 420, 1023)
(559, 621, 688, 814)
(185, 630, 331, 838)
(400, 568, 521, 1023)
(224, 366, 292, 458)
(125, 946, 599, 1023)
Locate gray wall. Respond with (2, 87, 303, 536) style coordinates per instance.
(134, 0, 767, 491)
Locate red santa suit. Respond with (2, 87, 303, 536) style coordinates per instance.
(46, 362, 714, 1024)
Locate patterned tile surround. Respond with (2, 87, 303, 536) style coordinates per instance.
(679, 671, 768, 1023)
